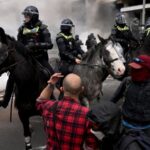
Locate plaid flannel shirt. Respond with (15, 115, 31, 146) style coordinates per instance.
(36, 96, 98, 150)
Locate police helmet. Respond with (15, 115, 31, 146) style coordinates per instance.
(60, 18, 74, 32)
(115, 13, 126, 25)
(22, 6, 39, 23)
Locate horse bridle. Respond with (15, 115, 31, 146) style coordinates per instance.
(0, 46, 25, 75)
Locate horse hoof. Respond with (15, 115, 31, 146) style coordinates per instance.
(25, 136, 32, 150)
(25, 143, 32, 150)
(26, 145, 32, 150)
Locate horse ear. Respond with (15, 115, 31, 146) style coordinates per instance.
(0, 27, 7, 44)
(97, 34, 106, 44)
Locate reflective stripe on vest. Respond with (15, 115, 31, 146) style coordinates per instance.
(59, 33, 73, 40)
(23, 26, 40, 35)
(116, 26, 129, 31)
(145, 27, 150, 36)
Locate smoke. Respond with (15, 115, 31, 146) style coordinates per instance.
(0, 0, 117, 46)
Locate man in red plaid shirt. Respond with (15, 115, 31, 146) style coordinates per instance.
(36, 73, 98, 150)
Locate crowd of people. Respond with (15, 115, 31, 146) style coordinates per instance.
(1, 4, 150, 150)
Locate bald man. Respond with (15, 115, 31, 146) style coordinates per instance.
(36, 73, 98, 150)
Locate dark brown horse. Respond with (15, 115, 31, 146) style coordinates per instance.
(0, 27, 48, 150)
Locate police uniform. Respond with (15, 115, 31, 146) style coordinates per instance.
(111, 24, 138, 55)
(56, 32, 77, 75)
(18, 20, 54, 74)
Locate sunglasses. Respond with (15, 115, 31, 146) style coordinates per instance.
(133, 57, 144, 63)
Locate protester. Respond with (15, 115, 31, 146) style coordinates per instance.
(87, 100, 121, 150)
(110, 55, 150, 149)
(36, 73, 98, 150)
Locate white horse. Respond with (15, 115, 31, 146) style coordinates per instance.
(50, 35, 126, 104)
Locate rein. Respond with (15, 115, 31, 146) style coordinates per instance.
(76, 55, 119, 69)
(0, 45, 27, 75)
(0, 59, 25, 75)
(77, 63, 102, 68)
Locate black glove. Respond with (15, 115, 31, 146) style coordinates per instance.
(25, 42, 35, 53)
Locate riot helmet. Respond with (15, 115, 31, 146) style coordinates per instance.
(115, 13, 126, 26)
(60, 18, 75, 34)
(75, 35, 79, 40)
(22, 6, 39, 24)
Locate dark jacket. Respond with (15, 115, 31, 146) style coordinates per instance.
(17, 20, 53, 61)
(87, 101, 121, 150)
(56, 32, 82, 63)
(111, 77, 150, 124)
(110, 25, 138, 53)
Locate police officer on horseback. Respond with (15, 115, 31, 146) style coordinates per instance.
(110, 13, 138, 57)
(18, 5, 54, 75)
(56, 19, 82, 76)
(0, 6, 54, 108)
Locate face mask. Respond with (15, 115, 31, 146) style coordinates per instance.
(131, 67, 150, 82)
(24, 15, 31, 23)
(91, 129, 105, 141)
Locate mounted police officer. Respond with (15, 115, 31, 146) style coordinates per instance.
(18, 5, 54, 75)
(0, 6, 54, 109)
(55, 19, 84, 93)
(110, 13, 138, 57)
(56, 19, 82, 77)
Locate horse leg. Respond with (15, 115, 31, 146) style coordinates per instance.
(18, 110, 32, 150)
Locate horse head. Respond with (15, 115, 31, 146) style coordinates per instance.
(0, 27, 46, 150)
(0, 27, 20, 75)
(0, 27, 9, 60)
(98, 34, 126, 78)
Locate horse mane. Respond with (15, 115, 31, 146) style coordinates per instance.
(6, 34, 31, 59)
(82, 42, 103, 63)
(6, 34, 16, 42)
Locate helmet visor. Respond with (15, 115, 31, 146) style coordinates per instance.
(116, 14, 126, 25)
(22, 11, 32, 17)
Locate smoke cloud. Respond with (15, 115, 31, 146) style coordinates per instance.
(0, 0, 116, 46)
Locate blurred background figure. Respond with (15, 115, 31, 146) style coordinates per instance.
(85, 33, 97, 51)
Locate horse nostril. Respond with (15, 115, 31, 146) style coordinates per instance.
(118, 68, 121, 72)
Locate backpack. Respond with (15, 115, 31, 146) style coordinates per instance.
(115, 129, 150, 150)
